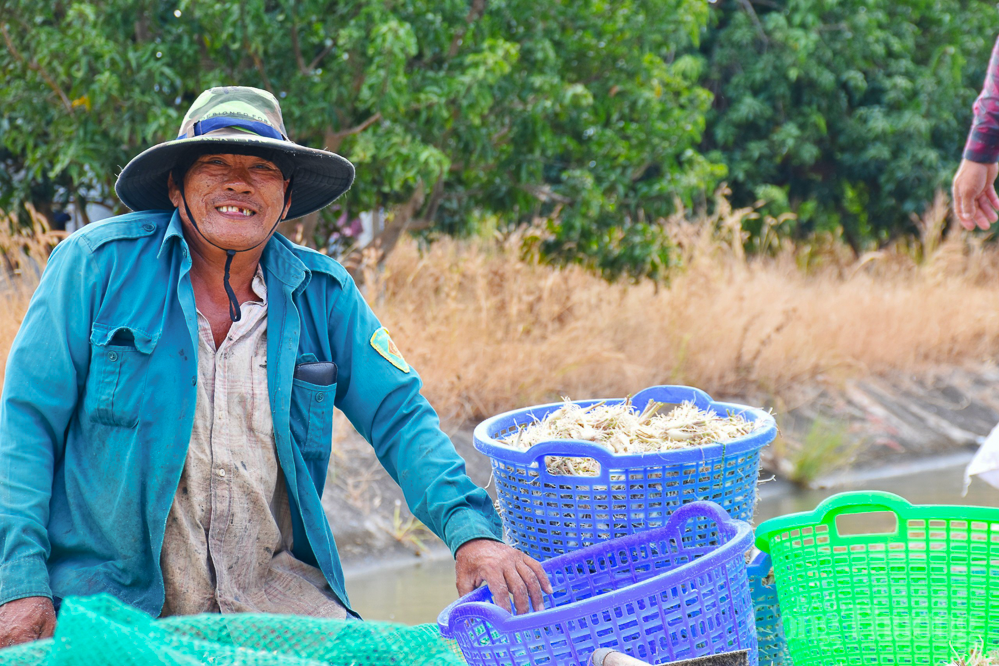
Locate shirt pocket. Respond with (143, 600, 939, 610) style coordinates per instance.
(289, 378, 335, 461)
(85, 322, 159, 428)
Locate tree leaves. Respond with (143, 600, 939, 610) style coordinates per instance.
(1, 0, 716, 279)
(701, 0, 997, 249)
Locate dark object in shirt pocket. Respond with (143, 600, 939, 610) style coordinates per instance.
(293, 361, 337, 386)
(290, 379, 335, 463)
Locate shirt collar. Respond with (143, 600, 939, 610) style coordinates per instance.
(157, 207, 310, 290)
(156, 208, 186, 260)
(250, 264, 267, 303)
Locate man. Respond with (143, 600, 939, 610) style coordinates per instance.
(954, 37, 999, 230)
(0, 86, 549, 647)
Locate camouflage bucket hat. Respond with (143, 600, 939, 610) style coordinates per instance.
(115, 86, 355, 220)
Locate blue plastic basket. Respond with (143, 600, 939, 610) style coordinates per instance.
(439, 501, 758, 666)
(747, 551, 790, 666)
(474, 385, 777, 561)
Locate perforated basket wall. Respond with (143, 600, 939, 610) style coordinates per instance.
(756, 491, 999, 666)
(439, 501, 758, 666)
(747, 552, 790, 666)
(475, 386, 777, 561)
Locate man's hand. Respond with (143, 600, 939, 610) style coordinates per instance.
(952, 159, 999, 230)
(455, 539, 553, 615)
(0, 597, 56, 648)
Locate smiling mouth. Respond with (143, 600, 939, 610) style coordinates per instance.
(215, 205, 256, 217)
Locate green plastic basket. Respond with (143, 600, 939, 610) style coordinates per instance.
(755, 491, 999, 666)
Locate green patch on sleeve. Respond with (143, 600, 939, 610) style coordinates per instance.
(370, 327, 410, 373)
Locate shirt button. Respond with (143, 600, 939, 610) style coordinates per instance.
(142, 223, 155, 232)
(217, 468, 226, 478)
(316, 393, 325, 402)
(107, 351, 118, 362)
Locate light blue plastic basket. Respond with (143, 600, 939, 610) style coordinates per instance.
(474, 385, 777, 561)
(747, 551, 790, 666)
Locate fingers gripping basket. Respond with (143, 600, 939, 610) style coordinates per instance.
(438, 501, 758, 666)
(474, 385, 777, 561)
(756, 491, 999, 666)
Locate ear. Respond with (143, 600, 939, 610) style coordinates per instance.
(167, 172, 182, 209)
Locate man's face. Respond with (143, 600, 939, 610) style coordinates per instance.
(167, 153, 291, 251)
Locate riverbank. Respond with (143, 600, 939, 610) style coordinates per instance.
(343, 453, 999, 624)
(328, 360, 999, 569)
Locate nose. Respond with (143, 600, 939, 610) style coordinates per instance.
(222, 165, 255, 194)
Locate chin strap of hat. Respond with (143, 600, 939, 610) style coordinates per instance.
(176, 176, 294, 323)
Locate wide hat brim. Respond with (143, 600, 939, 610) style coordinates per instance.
(115, 134, 355, 221)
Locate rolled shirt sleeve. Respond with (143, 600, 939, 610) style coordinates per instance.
(329, 274, 503, 556)
(965, 35, 999, 163)
(0, 238, 99, 605)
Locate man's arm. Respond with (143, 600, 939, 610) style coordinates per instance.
(0, 597, 55, 647)
(0, 238, 99, 644)
(965, 36, 999, 165)
(329, 273, 549, 613)
(954, 35, 999, 230)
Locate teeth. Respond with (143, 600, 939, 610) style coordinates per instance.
(216, 206, 253, 216)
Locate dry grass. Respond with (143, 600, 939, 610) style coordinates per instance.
(369, 189, 999, 425)
(0, 208, 62, 396)
(3, 190, 999, 431)
(947, 645, 999, 666)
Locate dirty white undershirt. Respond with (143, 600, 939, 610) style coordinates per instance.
(159, 266, 347, 618)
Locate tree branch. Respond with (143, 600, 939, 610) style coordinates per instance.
(323, 112, 383, 152)
(344, 184, 427, 283)
(447, 0, 487, 58)
(422, 170, 446, 223)
(289, 6, 309, 75)
(251, 51, 275, 94)
(738, 0, 769, 45)
(287, 0, 336, 76)
(307, 42, 336, 72)
(520, 183, 572, 204)
(1, 23, 75, 116)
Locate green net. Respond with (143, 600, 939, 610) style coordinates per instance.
(0, 594, 465, 666)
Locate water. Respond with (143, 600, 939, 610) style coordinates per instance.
(343, 459, 999, 625)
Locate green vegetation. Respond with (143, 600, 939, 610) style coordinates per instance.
(702, 0, 997, 252)
(1, 0, 997, 277)
(0, 0, 714, 280)
(787, 417, 854, 486)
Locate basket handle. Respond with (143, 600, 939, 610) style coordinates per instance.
(631, 385, 713, 412)
(747, 550, 774, 585)
(667, 499, 734, 535)
(757, 491, 911, 549)
(527, 439, 618, 482)
(813, 491, 912, 524)
(438, 593, 515, 635)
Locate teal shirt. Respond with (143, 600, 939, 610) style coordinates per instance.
(0, 209, 502, 616)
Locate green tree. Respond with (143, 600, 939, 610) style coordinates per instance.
(700, 0, 997, 251)
(0, 0, 716, 280)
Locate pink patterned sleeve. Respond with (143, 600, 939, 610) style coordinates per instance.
(965, 36, 999, 163)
